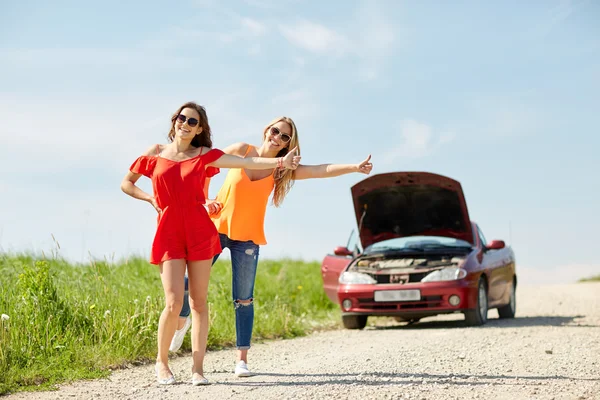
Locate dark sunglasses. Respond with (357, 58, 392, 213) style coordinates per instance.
(270, 126, 292, 143)
(176, 114, 199, 127)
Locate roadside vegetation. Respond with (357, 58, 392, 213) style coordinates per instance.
(578, 274, 600, 282)
(0, 253, 339, 394)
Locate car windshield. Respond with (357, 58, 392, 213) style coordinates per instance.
(364, 236, 473, 253)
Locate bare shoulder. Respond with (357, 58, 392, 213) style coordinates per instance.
(222, 142, 251, 157)
(199, 146, 215, 156)
(142, 144, 164, 156)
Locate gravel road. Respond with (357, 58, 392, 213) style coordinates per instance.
(6, 283, 600, 400)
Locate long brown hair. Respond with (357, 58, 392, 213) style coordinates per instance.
(167, 102, 212, 148)
(263, 116, 300, 207)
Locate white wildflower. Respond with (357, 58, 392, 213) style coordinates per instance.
(104, 310, 111, 318)
(146, 296, 151, 302)
(1, 314, 9, 321)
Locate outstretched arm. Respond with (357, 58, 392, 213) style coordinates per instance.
(293, 155, 373, 180)
(208, 147, 301, 170)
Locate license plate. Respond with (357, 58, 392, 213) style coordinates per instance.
(374, 289, 421, 302)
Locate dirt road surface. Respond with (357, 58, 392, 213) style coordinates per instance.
(6, 283, 600, 400)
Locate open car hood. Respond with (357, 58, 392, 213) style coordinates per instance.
(351, 172, 474, 248)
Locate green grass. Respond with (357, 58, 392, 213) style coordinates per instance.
(578, 274, 600, 282)
(0, 253, 340, 395)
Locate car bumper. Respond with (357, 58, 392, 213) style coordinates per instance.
(337, 279, 478, 317)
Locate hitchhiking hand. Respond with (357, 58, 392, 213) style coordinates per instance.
(357, 155, 373, 175)
(282, 147, 301, 170)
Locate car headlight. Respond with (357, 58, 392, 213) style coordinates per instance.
(421, 267, 467, 282)
(339, 271, 377, 284)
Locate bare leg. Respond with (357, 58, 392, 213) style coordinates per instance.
(238, 348, 249, 363)
(156, 259, 186, 380)
(187, 259, 213, 380)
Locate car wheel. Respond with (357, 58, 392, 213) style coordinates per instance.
(464, 278, 488, 326)
(497, 279, 516, 319)
(342, 315, 368, 330)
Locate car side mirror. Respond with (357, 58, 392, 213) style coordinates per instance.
(487, 240, 505, 250)
(334, 246, 353, 256)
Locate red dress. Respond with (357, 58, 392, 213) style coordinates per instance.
(129, 148, 225, 265)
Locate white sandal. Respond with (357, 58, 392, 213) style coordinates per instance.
(191, 373, 209, 386)
(154, 364, 176, 385)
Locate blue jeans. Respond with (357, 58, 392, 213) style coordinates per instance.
(180, 233, 260, 350)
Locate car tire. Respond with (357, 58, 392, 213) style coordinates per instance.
(497, 279, 516, 319)
(464, 277, 488, 326)
(342, 315, 368, 330)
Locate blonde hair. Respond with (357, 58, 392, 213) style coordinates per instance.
(263, 116, 300, 207)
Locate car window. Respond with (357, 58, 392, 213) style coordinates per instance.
(346, 230, 362, 254)
(365, 236, 473, 252)
(477, 227, 487, 247)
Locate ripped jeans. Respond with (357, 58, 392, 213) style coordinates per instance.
(180, 233, 260, 350)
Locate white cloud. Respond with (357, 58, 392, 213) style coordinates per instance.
(278, 20, 351, 57)
(382, 119, 455, 164)
(396, 119, 433, 158)
(242, 17, 267, 36)
(277, 2, 398, 81)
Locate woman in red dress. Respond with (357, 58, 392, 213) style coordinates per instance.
(121, 101, 300, 386)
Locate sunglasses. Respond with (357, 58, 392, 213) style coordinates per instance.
(270, 126, 292, 143)
(176, 114, 199, 127)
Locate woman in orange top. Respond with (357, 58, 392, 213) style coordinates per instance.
(121, 103, 300, 386)
(169, 116, 373, 377)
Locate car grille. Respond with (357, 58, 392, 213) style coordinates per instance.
(375, 272, 429, 284)
(357, 295, 443, 310)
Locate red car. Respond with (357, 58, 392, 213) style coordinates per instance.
(321, 172, 517, 329)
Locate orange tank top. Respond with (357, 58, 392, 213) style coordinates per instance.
(211, 145, 275, 245)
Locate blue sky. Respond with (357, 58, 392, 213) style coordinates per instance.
(0, 0, 598, 284)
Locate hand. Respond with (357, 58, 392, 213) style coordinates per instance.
(204, 199, 223, 216)
(282, 147, 301, 170)
(148, 197, 162, 214)
(357, 155, 373, 175)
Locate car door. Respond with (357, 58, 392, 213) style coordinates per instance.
(321, 230, 360, 304)
(321, 255, 352, 304)
(478, 225, 507, 306)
